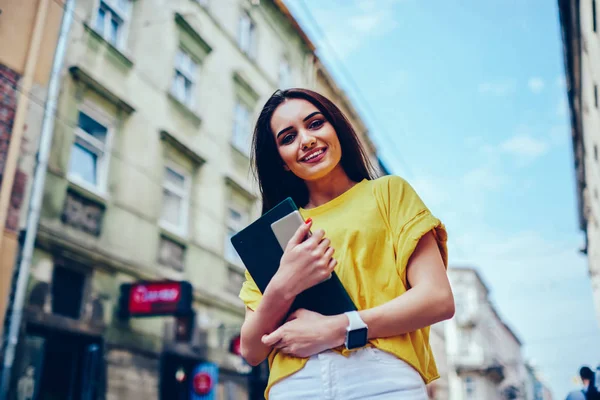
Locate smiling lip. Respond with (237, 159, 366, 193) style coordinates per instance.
(300, 148, 327, 163)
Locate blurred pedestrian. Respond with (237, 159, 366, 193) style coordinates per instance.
(238, 89, 455, 400)
(567, 366, 600, 400)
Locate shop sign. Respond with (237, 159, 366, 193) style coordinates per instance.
(190, 362, 219, 400)
(119, 281, 193, 318)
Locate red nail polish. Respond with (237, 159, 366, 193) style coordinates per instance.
(305, 218, 312, 224)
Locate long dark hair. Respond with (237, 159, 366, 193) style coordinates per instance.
(581, 367, 600, 399)
(251, 88, 376, 214)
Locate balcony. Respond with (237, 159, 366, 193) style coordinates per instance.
(454, 351, 505, 384)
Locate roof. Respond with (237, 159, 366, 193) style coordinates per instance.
(557, 0, 586, 232)
(272, 0, 316, 52)
(450, 266, 522, 346)
(449, 266, 491, 295)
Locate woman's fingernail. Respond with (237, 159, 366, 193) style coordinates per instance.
(305, 218, 312, 225)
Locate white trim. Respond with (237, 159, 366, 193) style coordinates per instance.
(238, 11, 256, 59)
(67, 106, 113, 198)
(171, 48, 198, 109)
(93, 0, 131, 50)
(224, 195, 250, 265)
(232, 100, 251, 155)
(159, 162, 191, 237)
(278, 57, 292, 89)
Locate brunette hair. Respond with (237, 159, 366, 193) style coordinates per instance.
(251, 88, 376, 214)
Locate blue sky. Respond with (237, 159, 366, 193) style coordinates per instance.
(284, 0, 600, 397)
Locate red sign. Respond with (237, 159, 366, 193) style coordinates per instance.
(192, 372, 213, 395)
(120, 281, 194, 318)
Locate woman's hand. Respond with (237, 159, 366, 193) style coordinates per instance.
(271, 219, 337, 298)
(261, 309, 346, 358)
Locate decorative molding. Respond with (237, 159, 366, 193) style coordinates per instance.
(160, 130, 206, 166)
(69, 66, 136, 114)
(224, 175, 256, 201)
(175, 12, 213, 61)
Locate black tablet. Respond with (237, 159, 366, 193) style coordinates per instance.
(231, 197, 357, 316)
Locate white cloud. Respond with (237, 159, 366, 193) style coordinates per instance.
(289, 0, 403, 60)
(500, 135, 550, 159)
(478, 80, 517, 96)
(528, 77, 545, 94)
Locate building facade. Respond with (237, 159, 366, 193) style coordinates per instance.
(0, 0, 381, 399)
(0, 0, 63, 339)
(559, 0, 600, 324)
(446, 267, 531, 400)
(427, 322, 450, 400)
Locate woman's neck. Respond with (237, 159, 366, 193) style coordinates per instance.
(304, 167, 357, 209)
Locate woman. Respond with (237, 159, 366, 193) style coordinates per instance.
(239, 88, 454, 399)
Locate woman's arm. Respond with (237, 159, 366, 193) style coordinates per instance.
(359, 231, 455, 339)
(240, 221, 338, 365)
(240, 281, 296, 366)
(262, 231, 454, 357)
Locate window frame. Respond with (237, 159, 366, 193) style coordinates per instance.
(279, 58, 292, 89)
(159, 162, 192, 237)
(224, 196, 250, 266)
(238, 11, 257, 59)
(171, 47, 199, 109)
(94, 0, 131, 50)
(232, 100, 252, 154)
(67, 105, 113, 197)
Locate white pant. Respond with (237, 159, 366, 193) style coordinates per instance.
(269, 347, 429, 400)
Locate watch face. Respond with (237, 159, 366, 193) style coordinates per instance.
(346, 327, 368, 349)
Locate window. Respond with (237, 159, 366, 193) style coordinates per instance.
(94, 0, 130, 49)
(225, 198, 250, 265)
(171, 48, 198, 108)
(68, 111, 110, 193)
(464, 377, 476, 399)
(232, 101, 252, 154)
(160, 165, 191, 236)
(595, 144, 598, 161)
(593, 0, 597, 33)
(279, 59, 292, 89)
(238, 11, 256, 58)
(594, 84, 598, 108)
(52, 266, 85, 319)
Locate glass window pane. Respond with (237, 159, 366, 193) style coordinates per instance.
(184, 78, 193, 105)
(228, 208, 242, 223)
(161, 189, 182, 227)
(176, 49, 185, 70)
(110, 16, 120, 46)
(78, 112, 108, 144)
(96, 7, 106, 35)
(165, 167, 185, 189)
(69, 143, 97, 185)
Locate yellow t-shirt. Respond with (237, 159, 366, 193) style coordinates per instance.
(239, 176, 448, 399)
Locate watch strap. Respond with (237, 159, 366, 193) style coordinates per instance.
(344, 311, 367, 331)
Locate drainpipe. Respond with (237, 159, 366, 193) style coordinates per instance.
(0, 0, 75, 397)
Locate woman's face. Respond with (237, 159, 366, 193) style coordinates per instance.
(270, 99, 342, 181)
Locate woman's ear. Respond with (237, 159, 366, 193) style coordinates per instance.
(283, 164, 290, 171)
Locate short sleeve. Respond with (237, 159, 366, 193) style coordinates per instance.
(379, 176, 448, 276)
(238, 269, 263, 311)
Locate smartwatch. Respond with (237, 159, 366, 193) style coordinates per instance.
(344, 311, 368, 350)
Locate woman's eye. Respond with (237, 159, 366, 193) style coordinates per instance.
(281, 133, 296, 145)
(309, 119, 324, 130)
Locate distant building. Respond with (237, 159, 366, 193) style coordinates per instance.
(428, 322, 450, 400)
(446, 267, 532, 400)
(558, 0, 600, 325)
